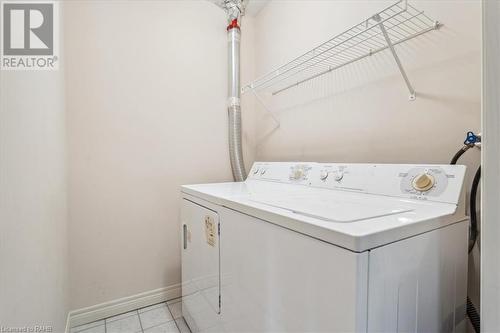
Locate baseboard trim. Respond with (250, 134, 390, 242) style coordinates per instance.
(67, 284, 181, 330)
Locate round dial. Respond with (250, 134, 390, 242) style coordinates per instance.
(412, 173, 435, 191)
(319, 170, 329, 181)
(289, 165, 310, 181)
(291, 169, 304, 180)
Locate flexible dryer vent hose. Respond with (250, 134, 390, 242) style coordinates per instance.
(228, 104, 245, 181)
(227, 18, 246, 181)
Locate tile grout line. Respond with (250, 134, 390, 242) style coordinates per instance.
(136, 310, 144, 333)
(143, 302, 179, 332)
(138, 320, 177, 333)
(79, 299, 184, 333)
(100, 297, 180, 321)
(105, 300, 166, 325)
(166, 302, 181, 333)
(137, 304, 175, 333)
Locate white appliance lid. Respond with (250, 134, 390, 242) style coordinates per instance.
(249, 191, 413, 222)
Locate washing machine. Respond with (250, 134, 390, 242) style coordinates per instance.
(180, 162, 468, 333)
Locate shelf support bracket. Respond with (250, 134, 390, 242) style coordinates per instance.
(374, 14, 416, 101)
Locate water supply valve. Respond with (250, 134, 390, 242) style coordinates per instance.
(464, 131, 481, 148)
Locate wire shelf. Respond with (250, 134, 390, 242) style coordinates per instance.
(242, 0, 441, 99)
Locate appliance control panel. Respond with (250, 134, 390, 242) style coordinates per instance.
(247, 162, 466, 204)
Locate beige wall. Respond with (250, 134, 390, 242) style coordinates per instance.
(0, 32, 68, 333)
(64, 0, 255, 309)
(254, 0, 480, 165)
(63, 0, 480, 315)
(252, 0, 481, 313)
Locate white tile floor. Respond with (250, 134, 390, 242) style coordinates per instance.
(70, 299, 191, 333)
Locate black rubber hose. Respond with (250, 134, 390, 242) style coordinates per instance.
(450, 146, 468, 165)
(467, 296, 480, 333)
(450, 146, 479, 254)
(468, 166, 480, 253)
(467, 169, 481, 332)
(451, 148, 481, 332)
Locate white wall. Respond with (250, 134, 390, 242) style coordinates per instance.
(252, 0, 481, 312)
(64, 0, 255, 310)
(0, 28, 68, 333)
(481, 0, 500, 331)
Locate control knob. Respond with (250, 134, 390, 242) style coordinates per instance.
(333, 171, 344, 181)
(291, 169, 304, 180)
(412, 173, 435, 191)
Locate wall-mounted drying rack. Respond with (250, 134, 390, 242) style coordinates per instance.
(242, 0, 441, 109)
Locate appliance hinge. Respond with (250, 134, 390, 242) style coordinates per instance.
(219, 295, 221, 309)
(218, 223, 220, 235)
